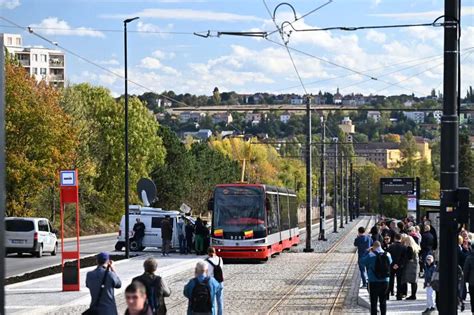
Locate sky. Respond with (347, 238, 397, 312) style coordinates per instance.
(1, 0, 473, 97)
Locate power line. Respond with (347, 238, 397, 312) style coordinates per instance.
(0, 16, 189, 107)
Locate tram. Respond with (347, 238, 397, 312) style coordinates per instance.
(209, 183, 299, 260)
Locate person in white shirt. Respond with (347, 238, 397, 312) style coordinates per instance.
(205, 247, 224, 315)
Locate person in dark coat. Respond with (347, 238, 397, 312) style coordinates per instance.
(420, 225, 435, 275)
(86, 252, 122, 315)
(133, 218, 146, 250)
(423, 220, 438, 251)
(185, 220, 194, 254)
(161, 216, 173, 256)
(387, 233, 407, 300)
(370, 225, 383, 244)
(133, 257, 171, 315)
(401, 235, 420, 300)
(194, 218, 206, 255)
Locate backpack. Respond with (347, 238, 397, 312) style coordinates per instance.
(206, 257, 224, 283)
(134, 275, 161, 314)
(191, 278, 212, 313)
(374, 252, 391, 279)
(431, 268, 440, 291)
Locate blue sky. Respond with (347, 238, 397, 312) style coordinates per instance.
(1, 0, 473, 97)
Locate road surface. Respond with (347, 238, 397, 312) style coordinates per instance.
(5, 234, 118, 278)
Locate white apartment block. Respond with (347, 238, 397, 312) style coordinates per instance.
(3, 33, 65, 88)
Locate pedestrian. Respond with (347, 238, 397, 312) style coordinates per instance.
(420, 225, 435, 277)
(362, 241, 392, 315)
(133, 218, 146, 250)
(401, 235, 420, 300)
(205, 247, 224, 315)
(124, 281, 153, 315)
(185, 220, 195, 254)
(423, 220, 438, 251)
(463, 244, 474, 313)
(370, 225, 383, 244)
(195, 218, 206, 255)
(177, 216, 187, 254)
(183, 261, 221, 315)
(85, 252, 122, 315)
(423, 255, 437, 314)
(354, 226, 373, 288)
(387, 233, 407, 300)
(161, 216, 173, 256)
(132, 257, 171, 315)
(203, 220, 211, 253)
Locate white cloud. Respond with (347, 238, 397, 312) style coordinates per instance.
(136, 21, 174, 38)
(152, 49, 175, 59)
(0, 0, 20, 9)
(29, 17, 105, 38)
(366, 30, 386, 43)
(374, 0, 382, 6)
(370, 6, 474, 20)
(101, 8, 262, 22)
(140, 57, 162, 69)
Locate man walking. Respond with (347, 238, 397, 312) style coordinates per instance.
(354, 226, 373, 288)
(183, 261, 221, 315)
(86, 252, 122, 315)
(206, 247, 224, 315)
(161, 215, 173, 256)
(133, 218, 146, 250)
(362, 241, 392, 315)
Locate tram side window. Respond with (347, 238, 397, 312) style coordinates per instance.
(279, 194, 290, 231)
(289, 196, 298, 228)
(266, 194, 279, 235)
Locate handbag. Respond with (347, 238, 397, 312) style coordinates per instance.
(82, 266, 110, 315)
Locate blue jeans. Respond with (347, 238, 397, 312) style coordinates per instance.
(178, 234, 186, 254)
(359, 260, 368, 286)
(216, 283, 224, 315)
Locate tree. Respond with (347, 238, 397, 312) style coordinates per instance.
(384, 134, 401, 143)
(459, 131, 474, 200)
(213, 87, 221, 106)
(5, 59, 77, 217)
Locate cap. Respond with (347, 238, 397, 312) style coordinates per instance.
(97, 252, 110, 265)
(426, 255, 434, 262)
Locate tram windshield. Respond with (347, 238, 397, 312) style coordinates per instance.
(213, 186, 266, 236)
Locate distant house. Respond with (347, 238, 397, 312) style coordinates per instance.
(212, 112, 233, 125)
(367, 111, 382, 122)
(404, 100, 414, 107)
(280, 112, 291, 124)
(404, 111, 425, 124)
(338, 117, 355, 134)
(190, 112, 206, 122)
(158, 99, 172, 107)
(432, 110, 442, 124)
(196, 129, 212, 140)
(179, 111, 191, 123)
(414, 136, 432, 165)
(245, 112, 262, 124)
(342, 95, 356, 106)
(155, 113, 165, 121)
(354, 94, 366, 106)
(290, 97, 304, 105)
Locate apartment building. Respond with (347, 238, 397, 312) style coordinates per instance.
(3, 33, 65, 88)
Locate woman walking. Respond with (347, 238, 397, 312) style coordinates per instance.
(401, 234, 420, 300)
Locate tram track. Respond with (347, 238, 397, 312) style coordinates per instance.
(265, 215, 374, 314)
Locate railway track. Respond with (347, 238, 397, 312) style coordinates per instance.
(265, 215, 375, 314)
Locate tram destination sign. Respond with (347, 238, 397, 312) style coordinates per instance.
(380, 178, 415, 195)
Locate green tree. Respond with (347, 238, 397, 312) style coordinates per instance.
(213, 87, 221, 106)
(459, 131, 474, 200)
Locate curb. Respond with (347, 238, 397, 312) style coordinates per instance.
(62, 232, 117, 243)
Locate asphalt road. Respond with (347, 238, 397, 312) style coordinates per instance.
(5, 234, 119, 278)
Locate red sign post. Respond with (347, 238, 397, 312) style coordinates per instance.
(59, 169, 80, 291)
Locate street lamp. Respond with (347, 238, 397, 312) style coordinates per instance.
(124, 16, 139, 259)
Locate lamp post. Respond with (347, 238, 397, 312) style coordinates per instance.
(124, 16, 139, 259)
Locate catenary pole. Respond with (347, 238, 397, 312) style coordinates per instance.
(304, 96, 314, 252)
(340, 151, 344, 228)
(350, 162, 354, 221)
(345, 157, 349, 224)
(0, 33, 6, 315)
(333, 139, 338, 233)
(439, 0, 460, 313)
(319, 117, 327, 240)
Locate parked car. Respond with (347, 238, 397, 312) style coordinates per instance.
(115, 205, 195, 252)
(5, 217, 58, 257)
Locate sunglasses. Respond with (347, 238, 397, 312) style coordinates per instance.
(125, 294, 139, 301)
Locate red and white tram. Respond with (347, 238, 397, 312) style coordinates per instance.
(209, 184, 300, 260)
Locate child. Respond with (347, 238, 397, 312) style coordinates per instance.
(423, 255, 437, 314)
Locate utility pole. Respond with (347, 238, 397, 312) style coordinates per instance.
(439, 0, 460, 313)
(333, 138, 338, 233)
(0, 33, 6, 315)
(304, 96, 314, 253)
(367, 178, 371, 213)
(340, 151, 344, 229)
(350, 162, 354, 221)
(345, 156, 349, 224)
(319, 116, 327, 241)
(356, 176, 361, 217)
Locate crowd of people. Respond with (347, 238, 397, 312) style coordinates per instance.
(356, 215, 474, 315)
(132, 216, 212, 256)
(85, 246, 224, 315)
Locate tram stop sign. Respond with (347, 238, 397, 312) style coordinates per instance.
(380, 178, 415, 195)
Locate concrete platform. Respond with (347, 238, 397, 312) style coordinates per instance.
(5, 253, 202, 315)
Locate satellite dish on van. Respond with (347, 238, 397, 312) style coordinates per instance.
(137, 178, 157, 207)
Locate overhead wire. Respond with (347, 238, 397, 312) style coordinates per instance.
(0, 16, 190, 107)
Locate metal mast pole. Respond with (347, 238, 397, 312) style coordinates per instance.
(124, 21, 130, 259)
(340, 151, 344, 228)
(345, 156, 349, 224)
(439, 0, 460, 313)
(319, 117, 327, 240)
(304, 96, 314, 252)
(0, 33, 6, 315)
(350, 162, 354, 221)
(333, 139, 338, 233)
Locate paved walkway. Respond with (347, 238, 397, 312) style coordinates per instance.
(5, 253, 202, 315)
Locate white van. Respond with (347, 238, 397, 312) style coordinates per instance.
(5, 217, 58, 257)
(115, 205, 195, 252)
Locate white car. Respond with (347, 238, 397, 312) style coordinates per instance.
(5, 217, 58, 257)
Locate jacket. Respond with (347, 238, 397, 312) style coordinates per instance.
(354, 235, 373, 260)
(133, 273, 171, 315)
(421, 231, 435, 253)
(463, 253, 474, 286)
(161, 219, 173, 241)
(85, 266, 122, 315)
(183, 275, 221, 315)
(125, 303, 154, 315)
(401, 246, 418, 284)
(361, 249, 393, 283)
(424, 262, 436, 287)
(387, 242, 407, 269)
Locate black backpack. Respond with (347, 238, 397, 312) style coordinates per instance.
(133, 275, 161, 314)
(206, 257, 224, 283)
(374, 252, 390, 279)
(191, 278, 212, 313)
